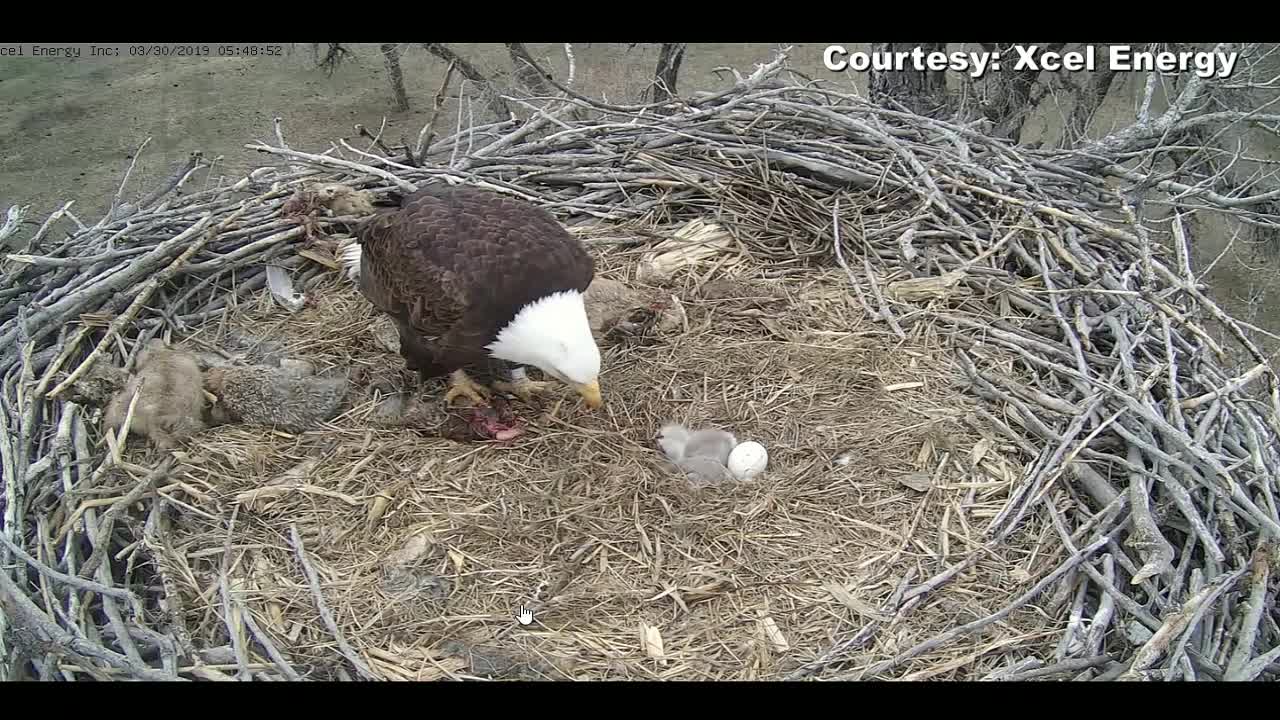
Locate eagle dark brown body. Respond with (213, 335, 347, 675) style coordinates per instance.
(356, 183, 596, 383)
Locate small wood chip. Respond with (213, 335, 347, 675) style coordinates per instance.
(759, 614, 790, 653)
(886, 269, 967, 301)
(970, 438, 993, 466)
(899, 472, 933, 492)
(640, 621, 667, 666)
(824, 582, 893, 622)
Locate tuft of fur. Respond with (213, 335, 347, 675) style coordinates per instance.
(65, 362, 128, 408)
(314, 183, 376, 217)
(205, 364, 350, 433)
(103, 339, 207, 450)
(584, 278, 644, 333)
(583, 277, 680, 344)
(656, 423, 738, 485)
(369, 390, 522, 443)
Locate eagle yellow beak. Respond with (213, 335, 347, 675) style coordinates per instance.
(573, 380, 602, 409)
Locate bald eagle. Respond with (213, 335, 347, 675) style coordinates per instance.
(349, 183, 603, 410)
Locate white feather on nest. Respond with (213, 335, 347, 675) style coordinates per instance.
(337, 238, 362, 283)
(265, 265, 307, 313)
(636, 219, 734, 283)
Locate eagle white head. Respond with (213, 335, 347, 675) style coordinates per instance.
(486, 289, 603, 408)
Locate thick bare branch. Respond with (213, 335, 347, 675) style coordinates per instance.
(1064, 43, 1242, 170)
(1060, 44, 1125, 147)
(506, 42, 555, 97)
(379, 43, 410, 112)
(869, 43, 948, 116)
(651, 43, 688, 103)
(421, 43, 511, 120)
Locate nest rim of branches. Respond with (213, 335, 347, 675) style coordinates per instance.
(2, 47, 1279, 682)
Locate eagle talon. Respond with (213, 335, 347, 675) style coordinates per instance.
(443, 369, 492, 407)
(493, 377, 553, 405)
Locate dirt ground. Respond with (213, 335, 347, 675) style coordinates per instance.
(0, 43, 834, 224)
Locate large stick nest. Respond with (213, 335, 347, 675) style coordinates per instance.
(1, 51, 1278, 682)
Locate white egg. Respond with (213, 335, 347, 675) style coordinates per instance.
(727, 441, 768, 480)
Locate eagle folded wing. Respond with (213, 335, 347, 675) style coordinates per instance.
(351, 184, 596, 392)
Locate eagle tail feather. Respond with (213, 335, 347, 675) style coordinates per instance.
(337, 239, 362, 284)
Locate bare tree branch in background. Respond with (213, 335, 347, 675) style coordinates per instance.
(1054, 44, 1276, 169)
(311, 43, 353, 76)
(1058, 44, 1125, 148)
(412, 59, 457, 163)
(1045, 43, 1280, 255)
(379, 43, 410, 112)
(421, 43, 512, 121)
(869, 43, 948, 116)
(506, 43, 555, 97)
(650, 43, 687, 103)
(1061, 50, 1225, 171)
(958, 43, 1067, 141)
(563, 44, 577, 87)
(857, 38, 1280, 332)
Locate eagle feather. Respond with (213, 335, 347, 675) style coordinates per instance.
(355, 183, 596, 385)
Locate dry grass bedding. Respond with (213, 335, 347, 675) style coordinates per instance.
(147, 257, 1051, 681)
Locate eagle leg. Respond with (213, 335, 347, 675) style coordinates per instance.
(491, 367, 553, 405)
(443, 369, 492, 408)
